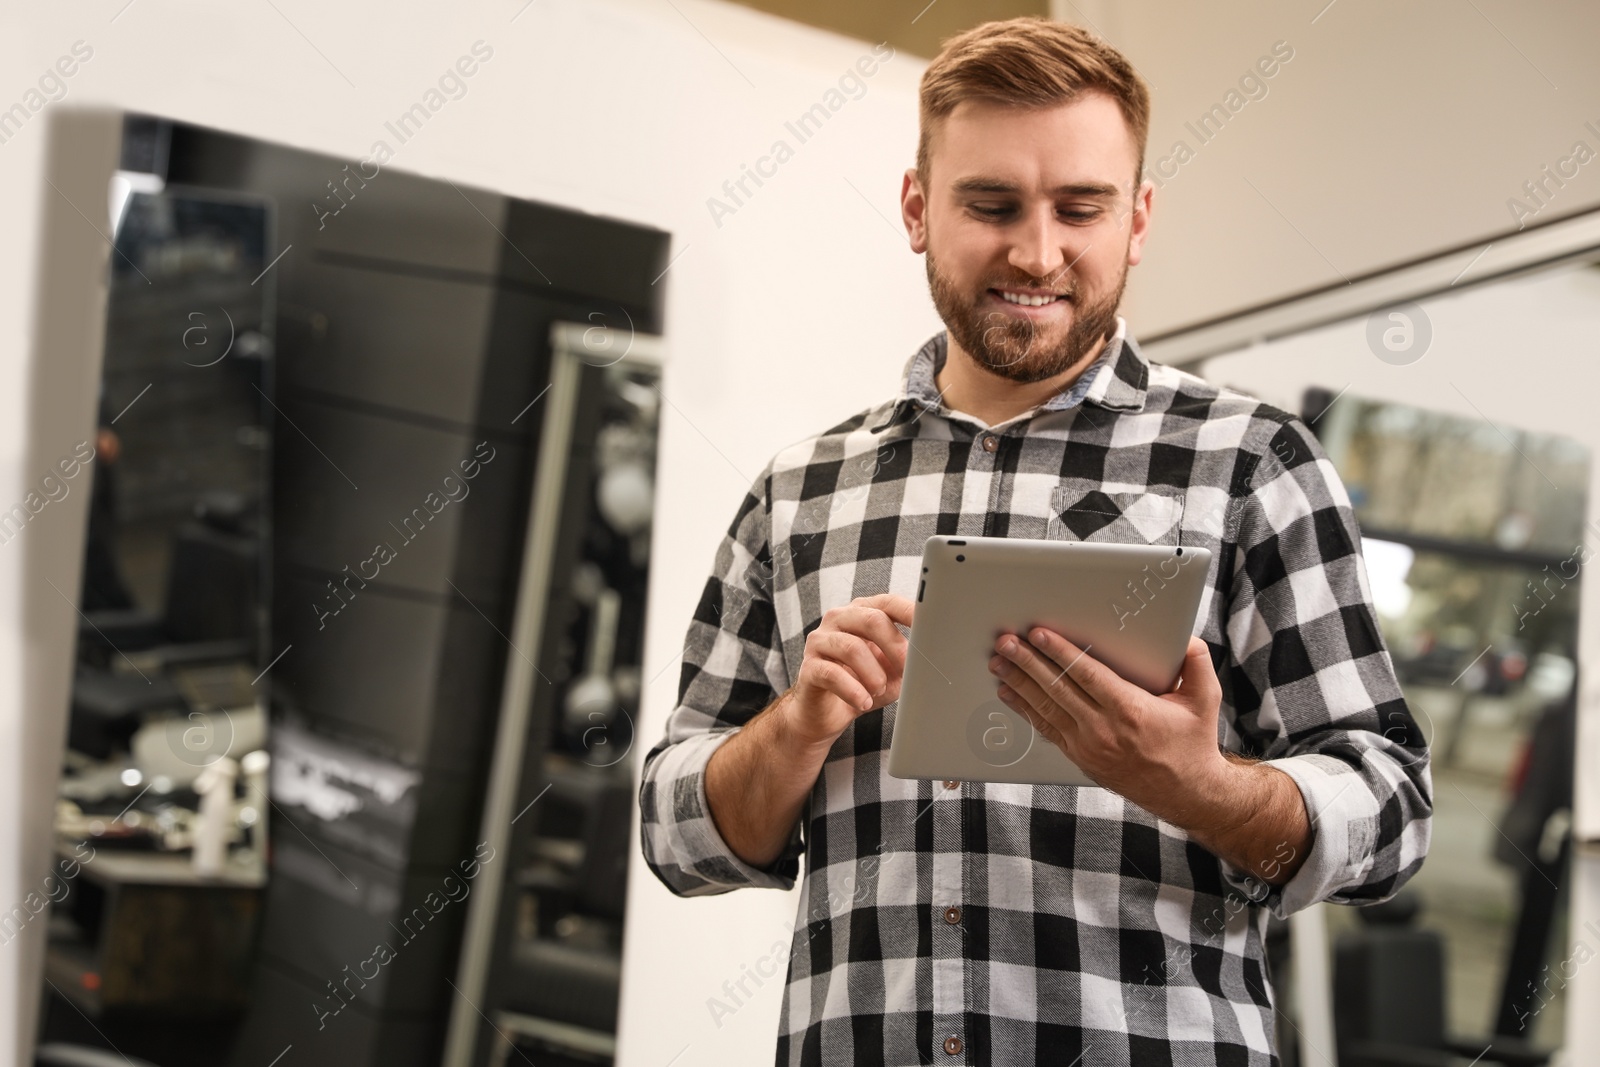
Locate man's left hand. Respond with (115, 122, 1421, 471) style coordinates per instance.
(990, 628, 1311, 887)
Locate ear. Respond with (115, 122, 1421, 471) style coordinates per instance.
(901, 168, 929, 253)
(1126, 178, 1155, 267)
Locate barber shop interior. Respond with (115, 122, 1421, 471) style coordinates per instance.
(3, 2, 1598, 1066)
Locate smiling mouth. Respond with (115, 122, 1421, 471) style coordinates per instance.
(989, 288, 1070, 308)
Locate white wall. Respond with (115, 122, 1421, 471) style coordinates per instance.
(0, 2, 937, 1065)
(1057, 0, 1600, 339)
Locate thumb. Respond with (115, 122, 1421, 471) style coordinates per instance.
(1172, 636, 1220, 711)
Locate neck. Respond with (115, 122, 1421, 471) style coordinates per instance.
(935, 331, 1112, 428)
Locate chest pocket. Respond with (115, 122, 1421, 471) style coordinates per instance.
(1049, 486, 1185, 547)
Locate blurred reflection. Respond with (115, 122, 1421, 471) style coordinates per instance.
(1307, 389, 1586, 1060)
(43, 182, 274, 1065)
(477, 347, 662, 1066)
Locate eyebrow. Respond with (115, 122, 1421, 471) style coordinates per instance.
(950, 178, 1123, 198)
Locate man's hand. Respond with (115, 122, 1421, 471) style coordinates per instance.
(706, 593, 913, 869)
(779, 594, 914, 749)
(989, 629, 1311, 888)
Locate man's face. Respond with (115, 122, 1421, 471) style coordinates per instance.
(903, 92, 1152, 383)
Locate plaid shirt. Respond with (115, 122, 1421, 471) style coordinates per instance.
(638, 317, 1432, 1067)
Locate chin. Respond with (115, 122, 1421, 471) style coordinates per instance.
(977, 354, 1067, 385)
(971, 321, 1066, 371)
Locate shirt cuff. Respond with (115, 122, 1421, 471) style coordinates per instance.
(640, 728, 805, 896)
(1217, 752, 1381, 919)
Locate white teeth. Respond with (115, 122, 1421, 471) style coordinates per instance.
(998, 290, 1061, 307)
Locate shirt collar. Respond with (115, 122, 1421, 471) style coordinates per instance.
(869, 315, 1149, 433)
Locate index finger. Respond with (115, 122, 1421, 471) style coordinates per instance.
(859, 593, 915, 628)
(1021, 627, 1122, 703)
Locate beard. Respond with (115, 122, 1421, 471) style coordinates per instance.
(926, 240, 1129, 384)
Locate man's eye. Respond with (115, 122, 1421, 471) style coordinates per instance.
(968, 206, 1100, 221)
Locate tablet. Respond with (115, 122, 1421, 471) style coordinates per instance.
(886, 534, 1212, 787)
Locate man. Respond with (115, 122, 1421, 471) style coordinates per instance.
(639, 16, 1431, 1066)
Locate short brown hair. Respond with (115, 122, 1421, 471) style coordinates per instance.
(917, 16, 1152, 191)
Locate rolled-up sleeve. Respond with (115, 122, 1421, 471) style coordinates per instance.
(1218, 415, 1433, 918)
(638, 463, 806, 897)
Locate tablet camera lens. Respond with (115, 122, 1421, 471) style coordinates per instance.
(955, 554, 965, 563)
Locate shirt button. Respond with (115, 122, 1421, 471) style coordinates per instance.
(980, 434, 999, 452)
(943, 779, 960, 790)
(944, 906, 961, 925)
(944, 1035, 964, 1056)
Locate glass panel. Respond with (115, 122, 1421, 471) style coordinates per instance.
(481, 347, 662, 1059)
(1313, 393, 1591, 557)
(48, 184, 275, 1030)
(1313, 396, 1586, 1050)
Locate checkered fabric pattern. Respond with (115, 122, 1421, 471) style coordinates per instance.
(638, 317, 1433, 1067)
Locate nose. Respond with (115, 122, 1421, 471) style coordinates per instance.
(1008, 204, 1068, 284)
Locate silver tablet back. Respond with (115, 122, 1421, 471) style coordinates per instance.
(887, 535, 1212, 786)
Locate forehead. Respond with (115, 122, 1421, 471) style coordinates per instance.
(930, 92, 1136, 193)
